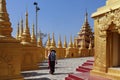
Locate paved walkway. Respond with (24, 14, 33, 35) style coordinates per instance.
(22, 57, 93, 80)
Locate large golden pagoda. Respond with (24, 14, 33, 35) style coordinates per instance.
(76, 11, 94, 48)
(0, 0, 23, 79)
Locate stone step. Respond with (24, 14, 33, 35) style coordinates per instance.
(68, 72, 89, 80)
(78, 65, 93, 71)
(65, 76, 75, 80)
(82, 62, 93, 66)
(86, 60, 94, 62)
(76, 67, 90, 72)
(108, 68, 120, 74)
(90, 75, 111, 80)
(65, 72, 111, 80)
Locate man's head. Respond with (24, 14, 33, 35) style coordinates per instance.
(51, 49, 56, 53)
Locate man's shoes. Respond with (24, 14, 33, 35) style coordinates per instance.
(51, 72, 54, 74)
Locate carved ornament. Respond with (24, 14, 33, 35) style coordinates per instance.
(97, 8, 120, 36)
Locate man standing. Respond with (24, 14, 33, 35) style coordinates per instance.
(48, 49, 57, 74)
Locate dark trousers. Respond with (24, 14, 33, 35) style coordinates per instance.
(49, 61, 55, 73)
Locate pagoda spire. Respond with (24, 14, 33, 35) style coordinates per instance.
(0, 0, 13, 40)
(16, 22, 20, 40)
(20, 18, 23, 34)
(63, 35, 67, 48)
(46, 33, 51, 48)
(38, 31, 43, 47)
(58, 35, 62, 48)
(31, 23, 37, 45)
(50, 33, 56, 48)
(68, 35, 73, 48)
(24, 11, 29, 34)
(21, 10, 31, 45)
(85, 9, 88, 23)
(76, 10, 93, 48)
(18, 18, 23, 40)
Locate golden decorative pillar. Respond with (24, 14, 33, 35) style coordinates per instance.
(73, 37, 76, 48)
(57, 35, 64, 59)
(50, 33, 57, 58)
(88, 37, 94, 56)
(45, 33, 51, 59)
(0, 0, 23, 79)
(63, 35, 67, 48)
(46, 33, 51, 48)
(21, 11, 31, 46)
(37, 32, 43, 47)
(66, 35, 74, 58)
(37, 32, 45, 61)
(31, 23, 37, 46)
(57, 35, 62, 48)
(16, 22, 20, 40)
(88, 38, 92, 50)
(80, 36, 86, 49)
(79, 36, 89, 57)
(50, 32, 56, 49)
(73, 37, 79, 57)
(68, 35, 73, 48)
(18, 19, 24, 41)
(63, 35, 67, 58)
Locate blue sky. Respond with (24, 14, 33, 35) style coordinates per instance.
(6, 0, 106, 44)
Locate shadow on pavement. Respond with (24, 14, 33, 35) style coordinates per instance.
(53, 72, 71, 75)
(25, 77, 51, 80)
(22, 72, 49, 77)
(39, 66, 49, 70)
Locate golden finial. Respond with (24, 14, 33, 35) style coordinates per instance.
(58, 35, 62, 48)
(46, 33, 51, 48)
(21, 10, 31, 45)
(31, 23, 37, 45)
(68, 35, 73, 48)
(20, 18, 23, 34)
(24, 10, 29, 33)
(50, 32, 56, 48)
(16, 22, 20, 40)
(85, 9, 88, 23)
(38, 31, 43, 47)
(63, 35, 67, 48)
(18, 18, 24, 40)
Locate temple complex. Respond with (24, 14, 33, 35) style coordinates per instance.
(2, 0, 120, 79)
(0, 0, 95, 79)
